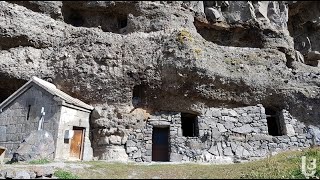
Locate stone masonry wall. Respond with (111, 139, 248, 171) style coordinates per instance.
(125, 104, 313, 163)
(55, 106, 93, 161)
(0, 84, 60, 157)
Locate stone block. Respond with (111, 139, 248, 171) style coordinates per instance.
(121, 136, 128, 145)
(182, 155, 189, 161)
(224, 121, 235, 130)
(223, 147, 233, 156)
(286, 124, 296, 136)
(146, 144, 152, 150)
(254, 116, 260, 120)
(205, 109, 213, 117)
(202, 152, 214, 162)
(279, 143, 288, 149)
(146, 150, 152, 156)
(136, 133, 144, 140)
(228, 110, 239, 117)
(241, 113, 248, 116)
(222, 116, 238, 122)
(207, 118, 217, 126)
(144, 156, 152, 162)
(247, 134, 273, 141)
(217, 123, 227, 133)
(268, 143, 278, 149)
(239, 116, 253, 123)
(208, 145, 219, 156)
(211, 128, 222, 141)
(15, 170, 30, 179)
(228, 135, 246, 142)
(126, 140, 136, 147)
(126, 147, 138, 153)
(232, 124, 253, 134)
(199, 123, 209, 129)
(242, 149, 250, 157)
(221, 109, 229, 116)
(290, 136, 298, 142)
(235, 145, 244, 156)
(133, 150, 142, 159)
(211, 109, 222, 117)
(222, 142, 227, 148)
(170, 153, 183, 161)
(255, 149, 267, 157)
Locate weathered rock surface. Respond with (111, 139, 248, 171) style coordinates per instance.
(0, 1, 320, 162)
(11, 130, 55, 162)
(0, 167, 56, 179)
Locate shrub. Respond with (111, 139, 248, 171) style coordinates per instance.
(177, 29, 193, 44)
(28, 159, 50, 164)
(54, 169, 79, 179)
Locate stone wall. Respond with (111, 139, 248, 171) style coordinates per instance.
(124, 104, 313, 163)
(0, 85, 60, 157)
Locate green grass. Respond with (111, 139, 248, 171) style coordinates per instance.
(54, 169, 79, 179)
(62, 147, 320, 179)
(28, 158, 51, 164)
(177, 29, 193, 44)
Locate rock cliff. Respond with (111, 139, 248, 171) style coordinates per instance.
(0, 1, 319, 162)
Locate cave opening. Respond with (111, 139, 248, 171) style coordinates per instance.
(118, 16, 128, 29)
(61, 3, 129, 34)
(63, 8, 84, 27)
(132, 84, 146, 107)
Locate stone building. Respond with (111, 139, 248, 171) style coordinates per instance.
(92, 100, 318, 163)
(121, 105, 317, 163)
(0, 76, 94, 161)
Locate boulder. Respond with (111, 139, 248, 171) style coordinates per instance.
(14, 170, 30, 179)
(306, 125, 320, 145)
(11, 130, 55, 162)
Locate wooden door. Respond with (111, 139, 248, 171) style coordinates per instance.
(70, 128, 84, 159)
(152, 127, 169, 161)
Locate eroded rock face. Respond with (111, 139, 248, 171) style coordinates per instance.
(0, 1, 320, 162)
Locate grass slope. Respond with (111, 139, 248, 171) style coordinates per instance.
(62, 147, 320, 179)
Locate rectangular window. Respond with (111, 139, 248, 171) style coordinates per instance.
(27, 105, 31, 120)
(266, 108, 285, 136)
(181, 113, 199, 137)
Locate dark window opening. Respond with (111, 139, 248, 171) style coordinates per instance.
(118, 17, 128, 29)
(181, 113, 199, 137)
(266, 108, 285, 136)
(68, 12, 84, 27)
(63, 7, 84, 27)
(26, 105, 31, 120)
(132, 84, 145, 107)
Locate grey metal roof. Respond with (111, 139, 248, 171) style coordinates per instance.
(0, 76, 94, 112)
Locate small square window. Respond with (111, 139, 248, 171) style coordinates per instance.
(181, 113, 199, 137)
